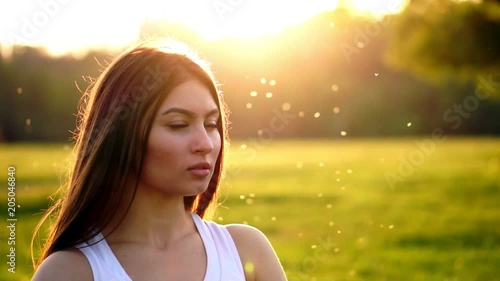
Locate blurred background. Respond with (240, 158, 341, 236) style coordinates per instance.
(0, 0, 499, 280)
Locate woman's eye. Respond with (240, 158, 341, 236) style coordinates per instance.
(168, 123, 188, 129)
(204, 121, 218, 128)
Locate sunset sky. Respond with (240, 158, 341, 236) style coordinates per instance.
(0, 0, 407, 56)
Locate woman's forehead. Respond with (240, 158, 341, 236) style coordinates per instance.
(158, 80, 218, 113)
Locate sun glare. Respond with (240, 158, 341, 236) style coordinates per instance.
(1, 0, 408, 56)
(348, 0, 408, 17)
(150, 0, 340, 41)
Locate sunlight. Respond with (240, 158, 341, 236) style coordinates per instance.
(0, 0, 146, 57)
(348, 0, 408, 17)
(0, 0, 410, 56)
(0, 0, 340, 55)
(149, 0, 339, 41)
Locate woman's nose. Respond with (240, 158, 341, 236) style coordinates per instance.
(191, 126, 215, 154)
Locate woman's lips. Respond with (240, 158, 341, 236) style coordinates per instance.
(187, 162, 211, 177)
(188, 169, 210, 177)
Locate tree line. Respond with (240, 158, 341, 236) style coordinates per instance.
(1, 0, 499, 142)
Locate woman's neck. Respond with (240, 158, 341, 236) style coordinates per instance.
(103, 184, 196, 251)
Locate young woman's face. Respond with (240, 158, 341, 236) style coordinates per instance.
(140, 79, 221, 196)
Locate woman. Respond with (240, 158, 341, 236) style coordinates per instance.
(32, 40, 287, 281)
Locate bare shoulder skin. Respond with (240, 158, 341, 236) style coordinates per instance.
(226, 224, 287, 281)
(32, 249, 92, 281)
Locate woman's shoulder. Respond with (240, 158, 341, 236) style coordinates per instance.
(225, 224, 287, 281)
(32, 248, 92, 281)
(225, 223, 267, 242)
(224, 223, 275, 257)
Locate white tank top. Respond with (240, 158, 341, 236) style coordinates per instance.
(76, 213, 245, 281)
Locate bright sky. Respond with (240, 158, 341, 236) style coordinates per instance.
(0, 0, 406, 56)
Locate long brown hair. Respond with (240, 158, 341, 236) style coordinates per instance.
(32, 40, 229, 269)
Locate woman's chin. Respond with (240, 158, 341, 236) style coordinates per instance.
(185, 185, 209, 196)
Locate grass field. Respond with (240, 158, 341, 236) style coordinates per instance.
(0, 138, 499, 281)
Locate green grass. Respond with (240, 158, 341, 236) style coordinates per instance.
(0, 138, 499, 281)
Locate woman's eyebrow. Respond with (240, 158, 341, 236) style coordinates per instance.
(161, 107, 219, 118)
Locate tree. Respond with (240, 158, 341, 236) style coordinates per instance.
(385, 0, 500, 94)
